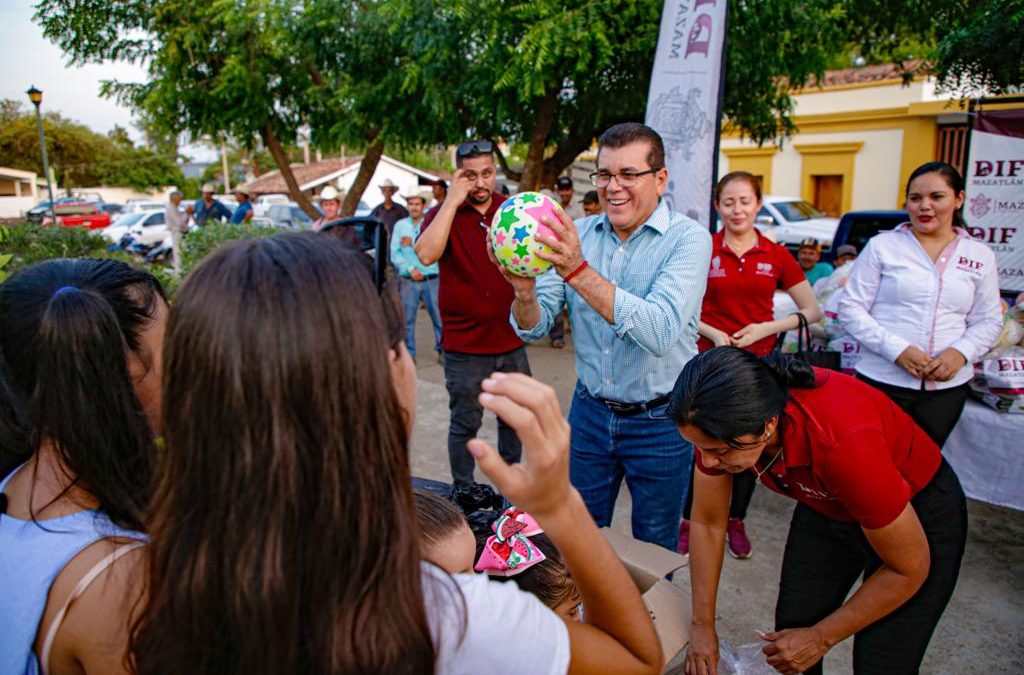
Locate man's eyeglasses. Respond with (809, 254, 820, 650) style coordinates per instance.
(589, 168, 660, 188)
(456, 139, 494, 158)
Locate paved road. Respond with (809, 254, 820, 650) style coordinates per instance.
(407, 309, 1023, 674)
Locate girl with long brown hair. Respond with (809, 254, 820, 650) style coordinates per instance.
(133, 232, 661, 675)
(0, 258, 166, 675)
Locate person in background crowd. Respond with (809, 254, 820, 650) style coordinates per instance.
(840, 162, 1002, 447)
(676, 349, 967, 675)
(132, 233, 663, 675)
(556, 176, 585, 220)
(797, 238, 833, 287)
(311, 186, 361, 249)
(500, 184, 512, 197)
(415, 141, 531, 490)
(370, 178, 410, 236)
(0, 258, 165, 675)
(430, 179, 448, 213)
(229, 188, 254, 224)
(187, 183, 231, 227)
(581, 190, 602, 217)
(391, 189, 443, 363)
(679, 171, 821, 561)
(834, 244, 857, 267)
(311, 186, 342, 232)
(165, 190, 190, 274)
(546, 178, 583, 348)
(507, 122, 712, 552)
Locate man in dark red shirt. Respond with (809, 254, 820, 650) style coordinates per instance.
(415, 140, 530, 487)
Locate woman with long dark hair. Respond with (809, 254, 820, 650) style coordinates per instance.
(840, 162, 1002, 447)
(0, 258, 166, 675)
(679, 171, 820, 561)
(133, 232, 661, 675)
(673, 348, 967, 675)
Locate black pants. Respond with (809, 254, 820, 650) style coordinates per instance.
(444, 347, 531, 487)
(858, 375, 970, 448)
(775, 459, 967, 674)
(682, 468, 756, 520)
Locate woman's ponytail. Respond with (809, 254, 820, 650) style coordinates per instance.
(669, 347, 818, 446)
(32, 287, 153, 529)
(0, 259, 163, 531)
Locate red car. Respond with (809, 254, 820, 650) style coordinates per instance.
(41, 202, 112, 230)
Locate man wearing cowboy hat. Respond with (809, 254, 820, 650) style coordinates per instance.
(230, 186, 255, 224)
(187, 182, 231, 227)
(312, 185, 361, 248)
(391, 189, 443, 362)
(370, 177, 409, 235)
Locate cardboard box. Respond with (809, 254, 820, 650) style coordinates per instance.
(601, 528, 692, 671)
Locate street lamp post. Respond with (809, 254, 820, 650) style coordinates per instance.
(26, 86, 56, 222)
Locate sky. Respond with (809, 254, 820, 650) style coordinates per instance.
(0, 3, 215, 161)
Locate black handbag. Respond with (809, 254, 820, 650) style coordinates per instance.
(790, 312, 842, 371)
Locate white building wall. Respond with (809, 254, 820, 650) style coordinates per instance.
(790, 80, 930, 115)
(335, 160, 435, 208)
(720, 128, 904, 209)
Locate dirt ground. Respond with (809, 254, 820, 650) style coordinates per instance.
(407, 311, 1023, 674)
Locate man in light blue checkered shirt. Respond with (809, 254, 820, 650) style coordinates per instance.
(505, 123, 711, 552)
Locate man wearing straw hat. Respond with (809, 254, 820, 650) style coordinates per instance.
(370, 177, 409, 235)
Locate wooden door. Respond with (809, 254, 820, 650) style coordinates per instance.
(812, 175, 843, 217)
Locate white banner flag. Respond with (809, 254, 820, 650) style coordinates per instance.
(964, 109, 1024, 292)
(645, 0, 728, 228)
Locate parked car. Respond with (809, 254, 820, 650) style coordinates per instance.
(266, 203, 320, 229)
(756, 196, 841, 249)
(100, 203, 124, 217)
(824, 210, 907, 263)
(24, 197, 81, 223)
(124, 199, 166, 214)
(41, 202, 112, 230)
(253, 193, 291, 216)
(103, 210, 170, 246)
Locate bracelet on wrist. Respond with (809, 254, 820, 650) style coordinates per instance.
(563, 260, 589, 282)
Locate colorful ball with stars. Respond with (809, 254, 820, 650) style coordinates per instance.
(489, 191, 563, 277)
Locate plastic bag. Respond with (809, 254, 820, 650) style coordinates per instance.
(717, 640, 777, 675)
(970, 345, 1024, 413)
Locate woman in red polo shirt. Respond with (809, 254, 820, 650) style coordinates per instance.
(670, 347, 966, 675)
(678, 172, 820, 561)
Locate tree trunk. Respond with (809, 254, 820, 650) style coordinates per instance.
(262, 122, 319, 219)
(341, 133, 384, 217)
(517, 85, 560, 191)
(494, 144, 523, 183)
(540, 130, 597, 188)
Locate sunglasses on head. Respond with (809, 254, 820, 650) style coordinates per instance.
(318, 216, 390, 293)
(456, 139, 494, 158)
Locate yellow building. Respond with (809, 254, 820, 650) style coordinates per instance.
(718, 64, 976, 216)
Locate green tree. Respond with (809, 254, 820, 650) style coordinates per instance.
(0, 99, 182, 190)
(933, 0, 1023, 95)
(36, 0, 445, 218)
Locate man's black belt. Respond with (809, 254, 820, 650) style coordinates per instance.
(596, 393, 672, 417)
(402, 273, 438, 280)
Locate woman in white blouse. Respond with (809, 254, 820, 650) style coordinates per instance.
(840, 162, 1002, 446)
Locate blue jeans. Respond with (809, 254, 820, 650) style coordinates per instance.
(399, 276, 442, 360)
(568, 381, 693, 552)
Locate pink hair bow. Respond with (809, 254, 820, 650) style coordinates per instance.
(474, 507, 546, 577)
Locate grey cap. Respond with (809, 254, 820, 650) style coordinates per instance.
(835, 244, 858, 258)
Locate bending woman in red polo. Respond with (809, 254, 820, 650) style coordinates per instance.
(671, 347, 966, 675)
(679, 172, 820, 562)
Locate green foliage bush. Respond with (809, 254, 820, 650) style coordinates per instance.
(0, 222, 282, 297)
(0, 223, 131, 276)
